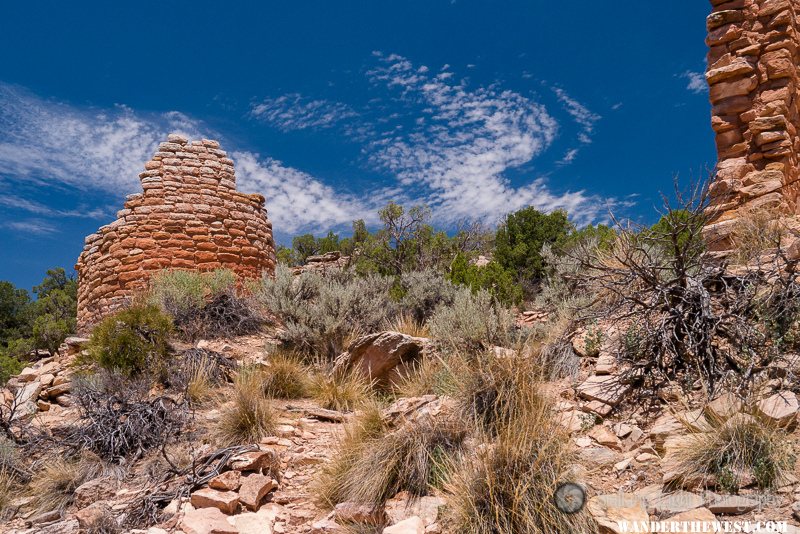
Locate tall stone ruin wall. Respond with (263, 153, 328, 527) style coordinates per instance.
(75, 135, 276, 333)
(704, 0, 800, 251)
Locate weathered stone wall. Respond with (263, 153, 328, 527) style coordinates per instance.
(75, 134, 276, 332)
(704, 0, 800, 250)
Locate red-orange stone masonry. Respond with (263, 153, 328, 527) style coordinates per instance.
(704, 0, 800, 251)
(74, 134, 276, 333)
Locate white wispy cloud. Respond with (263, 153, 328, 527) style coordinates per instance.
(0, 83, 370, 234)
(558, 148, 580, 166)
(2, 219, 58, 235)
(682, 71, 708, 94)
(0, 83, 205, 194)
(250, 93, 358, 131)
(233, 151, 383, 233)
(2, 56, 619, 238)
(0, 194, 108, 219)
(552, 87, 601, 144)
(364, 53, 612, 226)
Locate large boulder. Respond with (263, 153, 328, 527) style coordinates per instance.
(333, 331, 428, 388)
(757, 391, 798, 428)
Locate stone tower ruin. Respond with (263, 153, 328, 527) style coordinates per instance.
(75, 135, 276, 332)
(704, 0, 800, 251)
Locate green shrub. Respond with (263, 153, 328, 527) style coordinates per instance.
(1, 268, 77, 361)
(0, 346, 24, 384)
(494, 207, 573, 289)
(32, 313, 72, 354)
(448, 254, 523, 306)
(428, 288, 516, 350)
(88, 305, 173, 377)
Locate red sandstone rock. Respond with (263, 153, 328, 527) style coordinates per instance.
(703, 0, 800, 253)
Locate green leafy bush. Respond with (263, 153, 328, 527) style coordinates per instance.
(448, 254, 523, 306)
(88, 305, 173, 376)
(494, 207, 573, 289)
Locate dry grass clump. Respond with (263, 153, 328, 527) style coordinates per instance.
(185, 361, 216, 404)
(261, 350, 311, 399)
(0, 469, 18, 520)
(27, 454, 104, 514)
(731, 206, 785, 264)
(455, 351, 546, 435)
(445, 415, 596, 534)
(311, 370, 374, 412)
(316, 403, 466, 509)
(396, 351, 468, 398)
(315, 403, 387, 507)
(672, 412, 795, 492)
(216, 367, 276, 445)
(445, 355, 596, 533)
(170, 348, 234, 404)
(387, 312, 430, 338)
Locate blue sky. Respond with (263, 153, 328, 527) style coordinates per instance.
(0, 1, 713, 290)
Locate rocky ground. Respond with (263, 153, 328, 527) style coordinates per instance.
(2, 328, 800, 534)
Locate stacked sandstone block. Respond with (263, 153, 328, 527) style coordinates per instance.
(75, 134, 276, 332)
(704, 0, 800, 251)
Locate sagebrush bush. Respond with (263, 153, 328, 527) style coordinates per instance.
(397, 269, 457, 323)
(429, 288, 516, 350)
(217, 367, 276, 445)
(259, 266, 396, 361)
(149, 269, 236, 315)
(88, 305, 173, 377)
(149, 269, 261, 341)
(673, 412, 795, 492)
